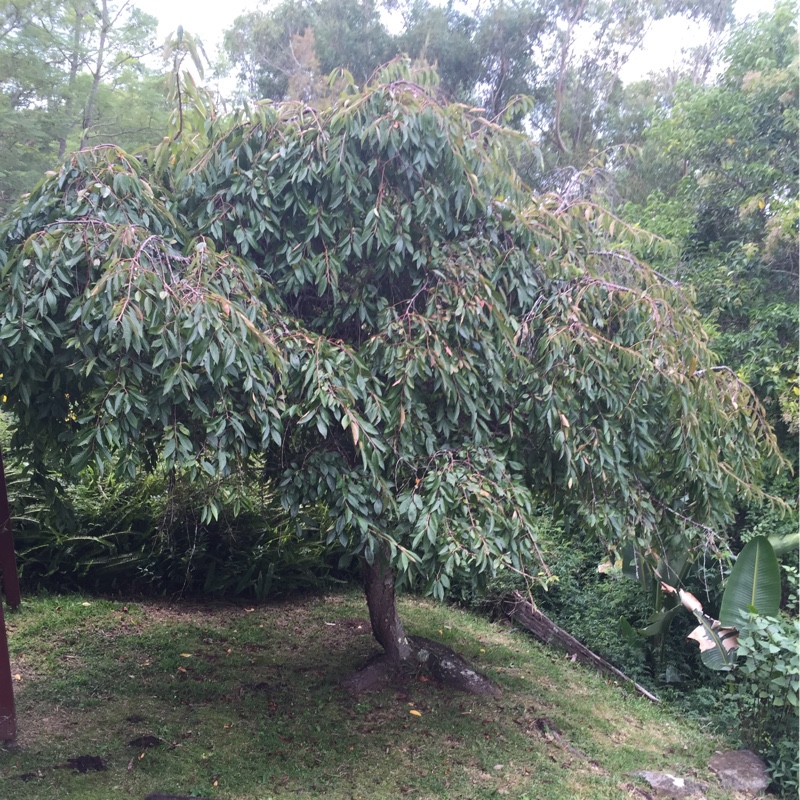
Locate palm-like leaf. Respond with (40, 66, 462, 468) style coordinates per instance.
(719, 536, 781, 628)
(688, 610, 739, 671)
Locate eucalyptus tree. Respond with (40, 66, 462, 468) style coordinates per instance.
(224, 0, 392, 102)
(0, 66, 781, 690)
(223, 0, 737, 165)
(623, 2, 799, 446)
(0, 0, 165, 213)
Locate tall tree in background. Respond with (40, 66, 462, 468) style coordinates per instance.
(222, 0, 736, 168)
(624, 2, 799, 448)
(223, 0, 392, 101)
(0, 0, 166, 213)
(528, 0, 735, 177)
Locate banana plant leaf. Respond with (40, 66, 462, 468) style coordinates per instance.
(719, 536, 781, 628)
(618, 615, 641, 645)
(639, 604, 683, 638)
(768, 531, 800, 557)
(688, 609, 739, 670)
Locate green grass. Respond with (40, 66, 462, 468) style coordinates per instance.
(2, 590, 741, 799)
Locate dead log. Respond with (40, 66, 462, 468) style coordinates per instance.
(504, 591, 660, 704)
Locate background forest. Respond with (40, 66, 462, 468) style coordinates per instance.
(0, 0, 797, 794)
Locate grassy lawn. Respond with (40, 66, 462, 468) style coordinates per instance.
(2, 590, 742, 799)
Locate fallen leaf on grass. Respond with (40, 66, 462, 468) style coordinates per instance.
(180, 653, 192, 657)
(410, 710, 422, 717)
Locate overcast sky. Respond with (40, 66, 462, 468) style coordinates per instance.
(133, 0, 777, 84)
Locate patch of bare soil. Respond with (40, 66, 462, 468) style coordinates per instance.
(334, 616, 371, 633)
(59, 754, 107, 773)
(127, 735, 162, 749)
(515, 712, 611, 776)
(9, 706, 80, 749)
(131, 600, 252, 625)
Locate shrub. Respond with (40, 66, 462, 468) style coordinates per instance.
(4, 435, 351, 599)
(733, 612, 799, 795)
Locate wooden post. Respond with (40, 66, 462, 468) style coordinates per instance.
(0, 446, 18, 740)
(0, 447, 21, 607)
(0, 597, 15, 740)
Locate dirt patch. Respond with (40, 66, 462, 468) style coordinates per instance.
(61, 755, 107, 773)
(335, 617, 371, 633)
(128, 735, 162, 749)
(10, 706, 81, 749)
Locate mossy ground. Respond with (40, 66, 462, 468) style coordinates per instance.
(1, 590, 753, 799)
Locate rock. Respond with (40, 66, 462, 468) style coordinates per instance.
(632, 770, 707, 798)
(708, 750, 770, 794)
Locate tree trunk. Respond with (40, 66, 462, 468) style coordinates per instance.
(348, 549, 500, 699)
(59, 7, 86, 160)
(81, 0, 108, 150)
(361, 552, 411, 663)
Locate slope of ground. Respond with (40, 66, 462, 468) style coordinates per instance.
(1, 590, 755, 799)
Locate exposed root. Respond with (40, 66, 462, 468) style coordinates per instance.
(343, 637, 501, 698)
(342, 654, 399, 695)
(409, 636, 501, 698)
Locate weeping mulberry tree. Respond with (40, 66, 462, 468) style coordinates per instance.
(0, 64, 781, 692)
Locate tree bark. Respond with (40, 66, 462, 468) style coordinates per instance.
(81, 0, 109, 150)
(348, 549, 500, 699)
(505, 591, 659, 703)
(361, 552, 411, 663)
(59, 6, 86, 160)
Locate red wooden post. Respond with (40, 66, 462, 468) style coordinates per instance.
(0, 447, 21, 607)
(0, 597, 15, 740)
(0, 446, 19, 741)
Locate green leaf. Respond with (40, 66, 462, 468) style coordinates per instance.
(639, 605, 682, 638)
(768, 531, 800, 557)
(719, 536, 781, 627)
(688, 610, 739, 671)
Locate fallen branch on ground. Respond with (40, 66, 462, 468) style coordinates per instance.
(504, 591, 659, 703)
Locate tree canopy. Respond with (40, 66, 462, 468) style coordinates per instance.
(222, 0, 737, 167)
(0, 66, 781, 612)
(623, 1, 799, 443)
(0, 0, 168, 212)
